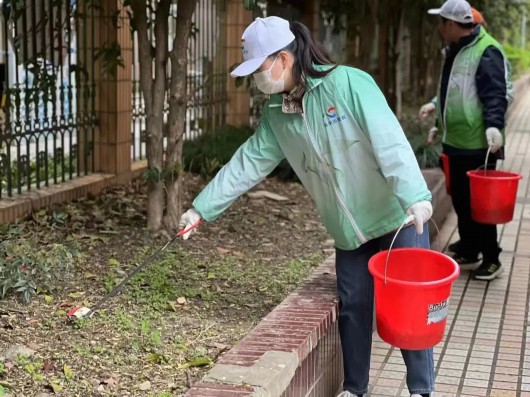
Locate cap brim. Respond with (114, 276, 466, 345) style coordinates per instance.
(230, 55, 267, 77)
(427, 8, 441, 15)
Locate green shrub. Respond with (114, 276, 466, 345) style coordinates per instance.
(504, 44, 530, 79)
(183, 125, 253, 179)
(0, 154, 77, 192)
(401, 113, 442, 170)
(0, 224, 78, 302)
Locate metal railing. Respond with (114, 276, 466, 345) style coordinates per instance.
(131, 0, 227, 161)
(0, 0, 97, 198)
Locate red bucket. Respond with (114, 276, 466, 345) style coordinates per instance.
(467, 170, 522, 224)
(368, 248, 459, 350)
(440, 153, 450, 195)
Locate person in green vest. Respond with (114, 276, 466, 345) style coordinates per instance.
(426, 0, 514, 280)
(418, 7, 488, 119)
(179, 15, 434, 397)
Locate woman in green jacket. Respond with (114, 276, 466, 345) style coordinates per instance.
(180, 16, 434, 397)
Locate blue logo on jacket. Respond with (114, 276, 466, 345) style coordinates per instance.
(324, 106, 347, 127)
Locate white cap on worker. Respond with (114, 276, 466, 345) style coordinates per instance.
(428, 0, 474, 24)
(230, 16, 295, 77)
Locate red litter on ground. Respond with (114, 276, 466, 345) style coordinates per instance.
(67, 306, 92, 318)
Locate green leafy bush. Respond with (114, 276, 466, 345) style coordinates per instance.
(0, 224, 77, 302)
(183, 125, 253, 179)
(504, 44, 530, 79)
(0, 154, 77, 192)
(401, 114, 442, 170)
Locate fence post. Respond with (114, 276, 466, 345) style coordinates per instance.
(92, 1, 132, 176)
(225, 0, 252, 127)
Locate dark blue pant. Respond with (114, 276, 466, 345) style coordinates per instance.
(335, 224, 434, 396)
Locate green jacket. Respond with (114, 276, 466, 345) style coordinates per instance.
(437, 28, 514, 149)
(193, 66, 431, 250)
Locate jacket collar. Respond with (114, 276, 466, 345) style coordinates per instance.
(305, 64, 336, 91)
(268, 64, 335, 108)
(450, 25, 483, 53)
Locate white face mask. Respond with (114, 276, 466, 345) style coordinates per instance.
(253, 56, 285, 95)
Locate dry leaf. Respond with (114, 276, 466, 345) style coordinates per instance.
(43, 359, 56, 373)
(138, 381, 151, 391)
(27, 342, 41, 351)
(67, 292, 85, 299)
(63, 364, 74, 380)
(177, 356, 213, 369)
(103, 377, 117, 388)
(176, 297, 187, 305)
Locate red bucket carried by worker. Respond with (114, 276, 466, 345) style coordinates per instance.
(368, 219, 460, 350)
(467, 169, 522, 224)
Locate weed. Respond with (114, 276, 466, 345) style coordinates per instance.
(115, 310, 135, 332)
(150, 330, 162, 346)
(74, 346, 91, 357)
(103, 273, 117, 293)
(14, 354, 30, 367)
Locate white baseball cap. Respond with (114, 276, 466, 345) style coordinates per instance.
(230, 16, 295, 77)
(428, 0, 474, 24)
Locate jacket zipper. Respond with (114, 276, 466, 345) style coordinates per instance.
(301, 98, 367, 244)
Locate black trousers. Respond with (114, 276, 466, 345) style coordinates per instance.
(448, 153, 501, 261)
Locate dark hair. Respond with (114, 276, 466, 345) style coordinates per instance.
(440, 16, 474, 30)
(270, 21, 337, 88)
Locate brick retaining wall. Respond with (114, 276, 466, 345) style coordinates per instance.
(185, 256, 342, 397)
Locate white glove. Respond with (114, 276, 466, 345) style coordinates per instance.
(427, 127, 438, 145)
(178, 208, 202, 240)
(486, 127, 503, 153)
(419, 102, 436, 119)
(406, 201, 433, 235)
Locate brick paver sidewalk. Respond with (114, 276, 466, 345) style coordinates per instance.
(368, 85, 530, 397)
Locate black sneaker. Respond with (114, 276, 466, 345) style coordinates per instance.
(448, 240, 479, 256)
(452, 253, 480, 271)
(474, 260, 503, 281)
(448, 240, 462, 253)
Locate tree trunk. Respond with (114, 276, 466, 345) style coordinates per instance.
(163, 0, 197, 230)
(131, 0, 170, 231)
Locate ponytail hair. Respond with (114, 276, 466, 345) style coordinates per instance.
(270, 21, 337, 88)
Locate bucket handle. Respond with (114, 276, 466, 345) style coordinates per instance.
(384, 216, 441, 285)
(479, 146, 504, 174)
